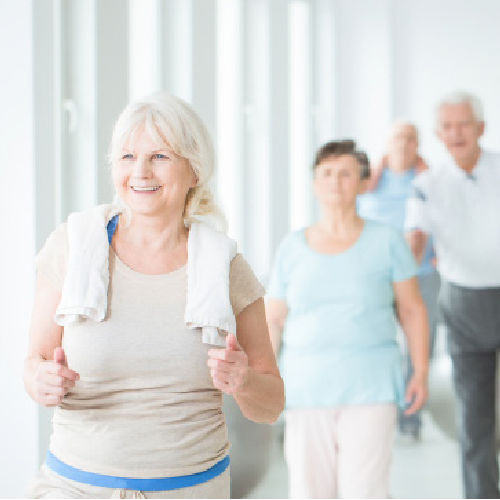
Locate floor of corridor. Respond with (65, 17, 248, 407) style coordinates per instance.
(246, 411, 463, 498)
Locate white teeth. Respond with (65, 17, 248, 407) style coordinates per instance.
(132, 186, 161, 192)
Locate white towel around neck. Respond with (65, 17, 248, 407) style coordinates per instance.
(54, 204, 237, 346)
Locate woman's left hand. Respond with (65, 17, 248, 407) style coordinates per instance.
(404, 372, 428, 415)
(207, 334, 249, 395)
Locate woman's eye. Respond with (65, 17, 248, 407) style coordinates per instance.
(122, 153, 134, 160)
(152, 153, 169, 160)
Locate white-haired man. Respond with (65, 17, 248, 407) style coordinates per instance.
(405, 92, 500, 498)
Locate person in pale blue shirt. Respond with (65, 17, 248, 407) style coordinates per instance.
(265, 140, 429, 499)
(358, 121, 440, 440)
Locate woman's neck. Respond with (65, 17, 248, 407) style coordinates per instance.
(317, 205, 362, 237)
(118, 213, 188, 252)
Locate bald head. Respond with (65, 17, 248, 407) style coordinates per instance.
(387, 122, 419, 172)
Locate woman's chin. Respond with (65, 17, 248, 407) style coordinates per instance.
(126, 202, 164, 217)
(322, 197, 355, 209)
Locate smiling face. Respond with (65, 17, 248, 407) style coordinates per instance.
(112, 127, 197, 219)
(313, 154, 365, 208)
(436, 102, 484, 169)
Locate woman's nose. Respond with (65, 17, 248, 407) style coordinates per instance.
(331, 175, 341, 187)
(132, 155, 152, 177)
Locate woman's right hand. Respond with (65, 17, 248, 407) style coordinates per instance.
(33, 347, 80, 407)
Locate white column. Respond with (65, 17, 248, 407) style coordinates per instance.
(216, 0, 244, 245)
(159, 0, 218, 199)
(95, 1, 129, 204)
(241, 0, 272, 279)
(160, 0, 217, 144)
(159, 0, 193, 103)
(309, 0, 338, 222)
(128, 0, 161, 101)
(333, 0, 393, 160)
(62, 0, 98, 214)
(60, 0, 129, 215)
(34, 0, 59, 240)
(191, 0, 217, 143)
(0, 1, 38, 497)
(311, 0, 337, 145)
(289, 0, 314, 231)
(268, 0, 291, 260)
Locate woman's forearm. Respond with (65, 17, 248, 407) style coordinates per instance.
(399, 302, 429, 377)
(233, 369, 285, 423)
(23, 355, 43, 402)
(268, 321, 283, 357)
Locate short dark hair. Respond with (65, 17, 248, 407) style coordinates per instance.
(312, 140, 371, 180)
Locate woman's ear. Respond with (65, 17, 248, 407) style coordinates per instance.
(358, 178, 370, 195)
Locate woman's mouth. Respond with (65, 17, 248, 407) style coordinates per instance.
(131, 186, 162, 193)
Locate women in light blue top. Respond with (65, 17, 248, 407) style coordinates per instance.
(269, 219, 417, 409)
(266, 140, 429, 498)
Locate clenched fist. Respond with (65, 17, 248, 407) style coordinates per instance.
(207, 334, 249, 395)
(33, 347, 80, 407)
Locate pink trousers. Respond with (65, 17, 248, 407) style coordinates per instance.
(285, 403, 396, 498)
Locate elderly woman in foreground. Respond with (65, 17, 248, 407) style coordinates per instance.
(24, 92, 284, 498)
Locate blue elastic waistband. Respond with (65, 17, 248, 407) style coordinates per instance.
(45, 451, 230, 491)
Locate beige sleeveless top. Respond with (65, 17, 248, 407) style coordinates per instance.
(36, 223, 265, 478)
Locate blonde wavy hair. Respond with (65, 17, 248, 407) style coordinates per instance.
(109, 92, 226, 230)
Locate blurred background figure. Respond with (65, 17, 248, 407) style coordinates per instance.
(358, 121, 440, 440)
(266, 140, 429, 498)
(405, 92, 500, 498)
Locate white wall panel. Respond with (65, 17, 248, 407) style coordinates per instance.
(0, 1, 38, 497)
(289, 0, 314, 231)
(242, 0, 272, 279)
(160, 0, 193, 103)
(334, 0, 393, 161)
(268, 0, 291, 263)
(129, 0, 161, 101)
(217, 0, 245, 245)
(391, 0, 500, 166)
(311, 0, 337, 146)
